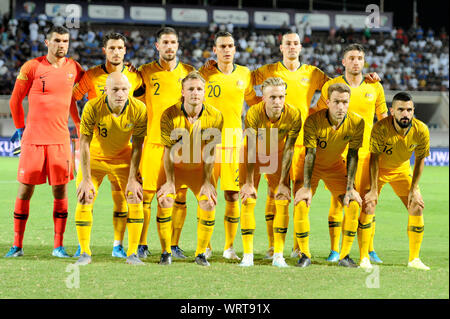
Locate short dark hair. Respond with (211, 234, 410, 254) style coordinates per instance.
(392, 92, 413, 106)
(214, 31, 233, 45)
(156, 27, 178, 41)
(342, 43, 365, 59)
(103, 32, 127, 48)
(46, 25, 69, 39)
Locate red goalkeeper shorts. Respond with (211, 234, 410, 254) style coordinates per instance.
(17, 143, 73, 185)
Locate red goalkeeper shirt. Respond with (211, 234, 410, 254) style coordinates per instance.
(9, 56, 84, 145)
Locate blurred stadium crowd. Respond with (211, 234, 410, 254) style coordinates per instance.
(0, 12, 448, 94)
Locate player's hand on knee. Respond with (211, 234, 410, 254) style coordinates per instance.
(77, 179, 96, 204)
(157, 182, 176, 207)
(126, 178, 143, 204)
(275, 183, 291, 202)
(343, 188, 362, 207)
(294, 187, 312, 207)
(408, 189, 424, 211)
(199, 181, 217, 207)
(240, 183, 257, 204)
(363, 189, 378, 212)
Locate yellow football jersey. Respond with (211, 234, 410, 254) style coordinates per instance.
(198, 64, 259, 146)
(370, 116, 430, 171)
(80, 95, 147, 160)
(160, 101, 224, 170)
(316, 75, 387, 154)
(72, 64, 143, 101)
(303, 109, 365, 169)
(139, 61, 195, 144)
(244, 101, 302, 155)
(252, 62, 330, 145)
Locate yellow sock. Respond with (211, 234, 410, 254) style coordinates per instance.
(112, 191, 128, 244)
(75, 203, 93, 256)
(339, 201, 360, 259)
(156, 206, 173, 254)
(171, 189, 187, 246)
(408, 215, 424, 262)
(273, 199, 289, 254)
(139, 190, 155, 246)
(224, 200, 240, 250)
(328, 196, 343, 252)
(369, 217, 376, 252)
(241, 198, 256, 254)
(265, 196, 275, 248)
(358, 211, 374, 260)
(196, 206, 215, 256)
(294, 201, 311, 258)
(126, 203, 144, 256)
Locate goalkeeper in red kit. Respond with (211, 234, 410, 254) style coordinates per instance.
(5, 25, 84, 258)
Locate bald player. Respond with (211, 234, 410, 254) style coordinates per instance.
(71, 32, 144, 259)
(74, 72, 147, 266)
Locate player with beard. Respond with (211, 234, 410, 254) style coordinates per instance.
(138, 28, 195, 261)
(362, 92, 430, 270)
(71, 32, 144, 259)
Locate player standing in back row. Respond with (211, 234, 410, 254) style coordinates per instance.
(6, 25, 84, 258)
(138, 27, 195, 260)
(314, 43, 387, 264)
(198, 31, 260, 261)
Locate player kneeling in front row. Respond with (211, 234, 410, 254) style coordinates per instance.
(239, 77, 301, 267)
(156, 71, 223, 266)
(294, 83, 364, 268)
(362, 92, 430, 270)
(74, 72, 147, 266)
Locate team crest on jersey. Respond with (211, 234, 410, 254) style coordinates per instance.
(236, 80, 244, 88)
(409, 144, 417, 149)
(365, 92, 375, 101)
(68, 73, 74, 80)
(299, 78, 310, 86)
(126, 123, 134, 128)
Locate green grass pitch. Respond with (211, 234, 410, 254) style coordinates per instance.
(0, 156, 448, 299)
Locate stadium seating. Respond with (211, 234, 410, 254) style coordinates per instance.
(0, 13, 448, 94)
